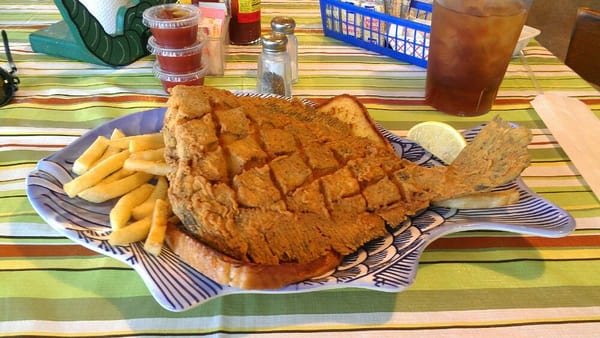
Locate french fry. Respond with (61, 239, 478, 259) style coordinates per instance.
(101, 167, 135, 184)
(110, 128, 126, 139)
(131, 202, 155, 221)
(432, 189, 520, 209)
(130, 147, 165, 161)
(108, 216, 152, 246)
(143, 199, 171, 256)
(63, 150, 130, 198)
(132, 176, 169, 220)
(124, 158, 170, 176)
(77, 172, 154, 203)
(94, 128, 126, 164)
(108, 133, 164, 150)
(72, 136, 110, 175)
(110, 183, 155, 229)
(129, 136, 165, 152)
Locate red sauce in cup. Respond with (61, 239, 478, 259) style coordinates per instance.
(153, 62, 208, 92)
(148, 37, 205, 73)
(143, 4, 200, 48)
(160, 77, 205, 92)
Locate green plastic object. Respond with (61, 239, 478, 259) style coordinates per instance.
(30, 0, 176, 67)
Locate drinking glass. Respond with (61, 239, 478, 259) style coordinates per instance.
(425, 0, 532, 116)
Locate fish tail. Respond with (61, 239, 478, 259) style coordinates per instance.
(435, 116, 532, 201)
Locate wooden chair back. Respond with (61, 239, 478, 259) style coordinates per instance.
(565, 7, 600, 87)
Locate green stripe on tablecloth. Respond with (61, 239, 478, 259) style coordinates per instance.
(1, 195, 38, 212)
(2, 285, 600, 321)
(0, 214, 44, 224)
(0, 106, 136, 121)
(1, 150, 54, 164)
(532, 184, 594, 194)
(0, 263, 139, 300)
(0, 107, 164, 129)
(0, 195, 42, 224)
(540, 204, 599, 219)
(530, 148, 569, 161)
(18, 75, 160, 91)
(541, 191, 599, 207)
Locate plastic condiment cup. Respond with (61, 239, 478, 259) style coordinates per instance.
(153, 61, 209, 92)
(148, 36, 205, 73)
(143, 4, 200, 48)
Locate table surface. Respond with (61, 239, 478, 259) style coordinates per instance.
(1, 0, 599, 336)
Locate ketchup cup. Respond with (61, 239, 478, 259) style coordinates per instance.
(153, 61, 209, 92)
(143, 4, 200, 48)
(147, 36, 205, 73)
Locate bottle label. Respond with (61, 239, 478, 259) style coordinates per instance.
(238, 0, 260, 23)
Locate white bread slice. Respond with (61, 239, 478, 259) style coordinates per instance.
(166, 224, 342, 290)
(316, 94, 391, 149)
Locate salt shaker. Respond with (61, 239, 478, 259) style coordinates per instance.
(271, 16, 298, 83)
(256, 33, 292, 97)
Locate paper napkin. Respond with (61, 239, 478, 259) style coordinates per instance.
(531, 93, 600, 199)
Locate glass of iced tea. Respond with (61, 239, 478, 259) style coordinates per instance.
(425, 0, 532, 116)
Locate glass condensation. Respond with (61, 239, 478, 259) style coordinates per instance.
(256, 33, 292, 97)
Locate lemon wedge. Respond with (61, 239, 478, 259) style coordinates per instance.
(406, 121, 467, 164)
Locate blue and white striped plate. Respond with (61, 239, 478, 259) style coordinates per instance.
(26, 105, 575, 312)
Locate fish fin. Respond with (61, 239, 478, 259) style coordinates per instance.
(439, 116, 532, 200)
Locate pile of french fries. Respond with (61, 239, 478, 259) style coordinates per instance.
(63, 128, 172, 256)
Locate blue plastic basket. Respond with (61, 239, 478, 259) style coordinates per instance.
(320, 0, 432, 67)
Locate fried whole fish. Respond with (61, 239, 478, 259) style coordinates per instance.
(163, 86, 532, 265)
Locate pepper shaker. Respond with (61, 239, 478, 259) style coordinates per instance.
(256, 33, 292, 97)
(271, 16, 298, 83)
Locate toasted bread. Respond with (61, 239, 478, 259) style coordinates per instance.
(166, 223, 342, 290)
(316, 94, 391, 149)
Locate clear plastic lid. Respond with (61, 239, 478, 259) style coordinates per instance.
(147, 36, 205, 56)
(143, 4, 200, 29)
(153, 61, 209, 82)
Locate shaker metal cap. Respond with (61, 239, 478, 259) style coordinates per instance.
(271, 16, 296, 34)
(261, 33, 288, 52)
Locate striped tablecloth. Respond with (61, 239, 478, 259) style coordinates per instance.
(1, 0, 599, 336)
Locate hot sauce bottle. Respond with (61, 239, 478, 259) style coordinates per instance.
(227, 0, 261, 45)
